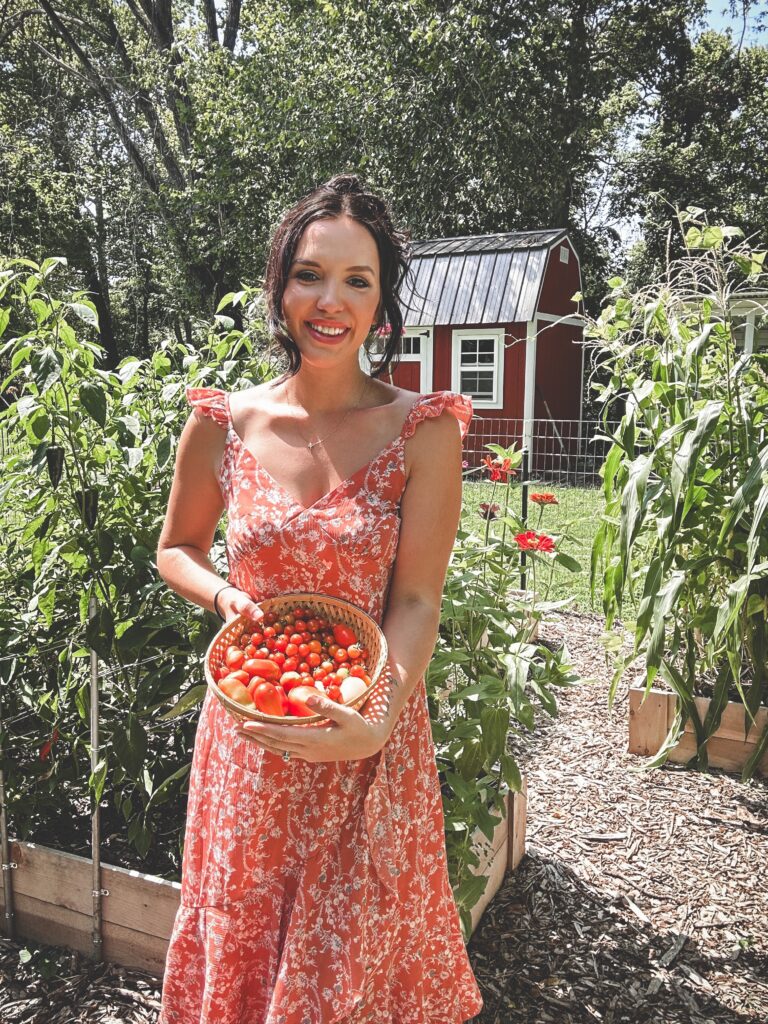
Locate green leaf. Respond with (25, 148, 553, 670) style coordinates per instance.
(146, 762, 192, 811)
(88, 758, 108, 803)
(79, 382, 107, 427)
(68, 301, 99, 328)
(480, 705, 509, 763)
(159, 684, 207, 720)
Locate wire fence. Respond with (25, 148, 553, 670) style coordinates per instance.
(465, 416, 617, 487)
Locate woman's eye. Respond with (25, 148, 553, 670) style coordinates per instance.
(295, 271, 369, 288)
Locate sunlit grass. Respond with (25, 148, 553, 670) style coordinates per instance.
(461, 479, 606, 610)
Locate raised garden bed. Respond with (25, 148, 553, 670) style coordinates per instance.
(1, 779, 527, 975)
(628, 686, 768, 776)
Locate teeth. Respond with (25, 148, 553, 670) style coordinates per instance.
(310, 322, 346, 336)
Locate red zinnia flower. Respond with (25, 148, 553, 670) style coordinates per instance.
(482, 455, 516, 482)
(479, 502, 501, 520)
(515, 530, 556, 553)
(530, 492, 558, 506)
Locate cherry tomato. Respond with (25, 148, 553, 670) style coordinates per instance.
(327, 684, 342, 702)
(333, 624, 357, 648)
(350, 664, 368, 678)
(307, 619, 321, 632)
(225, 646, 245, 670)
(307, 652, 321, 667)
(283, 657, 299, 672)
(346, 644, 363, 660)
(285, 643, 299, 657)
(274, 636, 288, 652)
(333, 648, 349, 663)
(262, 625, 276, 637)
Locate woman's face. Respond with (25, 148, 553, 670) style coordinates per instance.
(281, 214, 382, 366)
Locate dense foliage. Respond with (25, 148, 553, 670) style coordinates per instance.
(3, 0, 742, 358)
(0, 257, 578, 933)
(589, 210, 768, 780)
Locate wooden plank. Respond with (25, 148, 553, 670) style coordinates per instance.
(629, 688, 768, 776)
(628, 687, 671, 756)
(7, 841, 180, 940)
(468, 793, 510, 935)
(508, 776, 528, 871)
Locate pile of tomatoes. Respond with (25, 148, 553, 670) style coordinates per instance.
(213, 605, 373, 718)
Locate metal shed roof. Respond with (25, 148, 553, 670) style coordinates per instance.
(400, 229, 568, 326)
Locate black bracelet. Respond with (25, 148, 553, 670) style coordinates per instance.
(213, 584, 236, 621)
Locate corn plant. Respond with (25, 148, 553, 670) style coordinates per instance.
(588, 209, 768, 780)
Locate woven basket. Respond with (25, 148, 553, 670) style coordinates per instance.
(205, 591, 388, 725)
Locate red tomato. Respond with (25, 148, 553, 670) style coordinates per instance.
(321, 660, 335, 673)
(252, 681, 284, 716)
(262, 624, 276, 637)
(286, 684, 320, 717)
(239, 658, 280, 680)
(327, 685, 342, 702)
(216, 665, 230, 681)
(307, 618, 320, 632)
(350, 664, 367, 678)
(275, 684, 290, 715)
(346, 644, 363, 660)
(272, 651, 286, 666)
(225, 646, 245, 670)
(219, 678, 255, 707)
(307, 652, 321, 667)
(279, 671, 303, 691)
(333, 624, 357, 648)
(251, 632, 264, 646)
(285, 643, 299, 657)
(333, 648, 349, 663)
(243, 644, 257, 659)
(282, 657, 299, 672)
(222, 670, 250, 686)
(274, 636, 288, 652)
(294, 619, 308, 632)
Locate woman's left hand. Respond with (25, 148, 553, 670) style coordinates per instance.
(236, 693, 389, 763)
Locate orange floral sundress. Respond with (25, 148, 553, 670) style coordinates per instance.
(158, 387, 483, 1024)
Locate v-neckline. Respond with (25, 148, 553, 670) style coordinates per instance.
(224, 390, 424, 513)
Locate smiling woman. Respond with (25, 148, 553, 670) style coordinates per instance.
(155, 174, 482, 1024)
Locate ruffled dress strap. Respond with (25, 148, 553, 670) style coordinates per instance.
(185, 386, 231, 431)
(401, 390, 473, 442)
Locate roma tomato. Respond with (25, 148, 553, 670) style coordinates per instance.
(219, 678, 255, 707)
(286, 684, 320, 717)
(225, 646, 245, 670)
(222, 670, 250, 686)
(252, 681, 284, 717)
(332, 623, 357, 648)
(241, 658, 280, 680)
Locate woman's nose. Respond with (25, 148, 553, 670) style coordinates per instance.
(316, 283, 344, 312)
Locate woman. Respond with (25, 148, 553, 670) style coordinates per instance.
(156, 174, 483, 1023)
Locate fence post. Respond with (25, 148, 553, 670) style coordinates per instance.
(520, 448, 529, 591)
(0, 690, 16, 941)
(89, 594, 108, 961)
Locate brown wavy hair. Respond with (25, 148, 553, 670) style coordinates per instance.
(263, 173, 412, 379)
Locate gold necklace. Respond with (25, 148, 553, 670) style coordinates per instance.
(291, 376, 371, 451)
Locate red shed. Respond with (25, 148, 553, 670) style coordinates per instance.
(363, 229, 585, 472)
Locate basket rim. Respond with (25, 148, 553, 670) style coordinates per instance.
(204, 592, 388, 725)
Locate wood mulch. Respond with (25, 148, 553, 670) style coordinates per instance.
(1, 610, 766, 1023)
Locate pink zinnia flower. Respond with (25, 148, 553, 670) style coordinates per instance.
(479, 502, 501, 520)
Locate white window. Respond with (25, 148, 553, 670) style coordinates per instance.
(451, 329, 504, 408)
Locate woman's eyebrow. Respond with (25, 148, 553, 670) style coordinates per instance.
(292, 258, 375, 274)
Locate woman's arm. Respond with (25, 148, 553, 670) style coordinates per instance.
(375, 408, 464, 741)
(156, 410, 262, 622)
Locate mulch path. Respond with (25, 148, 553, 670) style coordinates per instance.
(1, 611, 766, 1023)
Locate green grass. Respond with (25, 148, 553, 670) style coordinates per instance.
(462, 480, 606, 610)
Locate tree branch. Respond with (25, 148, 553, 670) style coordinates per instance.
(202, 0, 218, 47)
(223, 0, 241, 51)
(0, 7, 43, 47)
(36, 0, 161, 195)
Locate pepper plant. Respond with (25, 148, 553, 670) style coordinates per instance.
(0, 256, 272, 872)
(428, 446, 581, 937)
(588, 209, 768, 780)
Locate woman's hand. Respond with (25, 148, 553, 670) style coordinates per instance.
(236, 692, 389, 763)
(220, 586, 264, 626)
